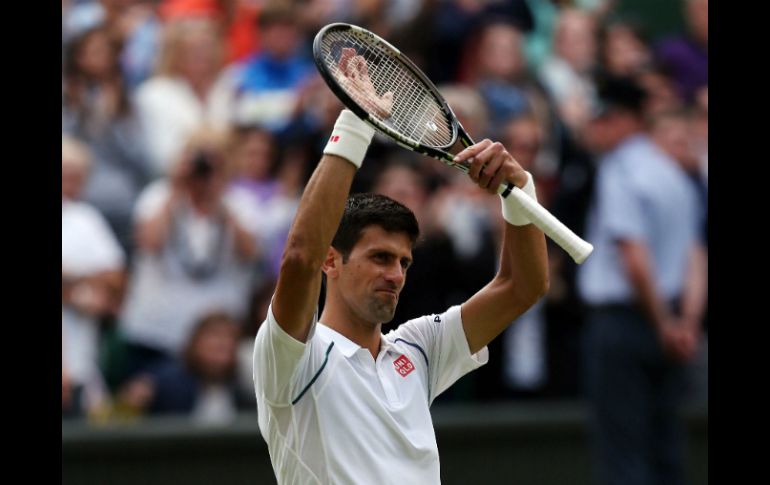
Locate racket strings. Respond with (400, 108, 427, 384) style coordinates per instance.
(320, 31, 453, 148)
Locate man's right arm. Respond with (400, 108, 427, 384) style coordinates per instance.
(271, 107, 376, 342)
(271, 153, 357, 342)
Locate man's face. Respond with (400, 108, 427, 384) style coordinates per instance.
(330, 225, 413, 326)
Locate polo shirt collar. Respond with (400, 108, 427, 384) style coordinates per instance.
(316, 323, 394, 358)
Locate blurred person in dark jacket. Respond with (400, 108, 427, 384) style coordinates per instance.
(117, 311, 253, 423)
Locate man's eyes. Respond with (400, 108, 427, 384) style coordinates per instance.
(371, 253, 411, 269)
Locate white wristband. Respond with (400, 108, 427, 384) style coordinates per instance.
(322, 109, 375, 169)
(500, 171, 538, 226)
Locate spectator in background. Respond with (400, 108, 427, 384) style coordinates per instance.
(62, 0, 163, 92)
(214, 2, 315, 131)
(227, 124, 299, 282)
(62, 0, 135, 46)
(220, 0, 263, 63)
(649, 109, 707, 220)
(597, 17, 685, 120)
(650, 110, 708, 406)
(462, 18, 533, 123)
(426, 0, 534, 85)
(119, 0, 164, 91)
(461, 18, 562, 184)
(227, 125, 281, 213)
(648, 110, 706, 226)
(598, 16, 652, 78)
(117, 311, 252, 423)
(497, 113, 549, 398)
(498, 113, 556, 208)
(62, 136, 127, 418)
(504, 109, 594, 399)
(636, 64, 684, 118)
(134, 17, 230, 176)
(577, 76, 707, 485)
(539, 8, 599, 136)
(654, 0, 708, 105)
(118, 130, 259, 383)
(63, 25, 152, 255)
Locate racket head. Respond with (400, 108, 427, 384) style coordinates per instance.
(313, 23, 459, 152)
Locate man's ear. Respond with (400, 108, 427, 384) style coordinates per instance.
(321, 247, 342, 279)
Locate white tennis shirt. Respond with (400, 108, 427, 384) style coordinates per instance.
(253, 303, 488, 484)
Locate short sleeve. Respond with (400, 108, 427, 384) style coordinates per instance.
(389, 305, 488, 404)
(253, 303, 318, 406)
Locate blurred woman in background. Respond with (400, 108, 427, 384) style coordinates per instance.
(63, 26, 151, 255)
(134, 17, 231, 176)
(117, 311, 252, 424)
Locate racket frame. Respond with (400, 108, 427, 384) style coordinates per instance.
(313, 22, 593, 264)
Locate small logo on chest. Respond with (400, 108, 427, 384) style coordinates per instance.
(393, 354, 415, 377)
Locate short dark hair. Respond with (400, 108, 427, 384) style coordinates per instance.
(331, 193, 420, 262)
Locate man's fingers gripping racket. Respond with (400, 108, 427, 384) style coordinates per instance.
(455, 144, 594, 264)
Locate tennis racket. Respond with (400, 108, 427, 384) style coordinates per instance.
(313, 23, 593, 264)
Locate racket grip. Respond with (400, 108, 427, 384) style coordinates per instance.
(504, 185, 594, 264)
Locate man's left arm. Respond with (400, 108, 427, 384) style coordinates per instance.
(453, 140, 549, 354)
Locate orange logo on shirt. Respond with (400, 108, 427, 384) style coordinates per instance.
(394, 355, 415, 377)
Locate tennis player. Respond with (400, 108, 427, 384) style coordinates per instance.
(253, 55, 548, 485)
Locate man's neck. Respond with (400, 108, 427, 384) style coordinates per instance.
(319, 304, 382, 360)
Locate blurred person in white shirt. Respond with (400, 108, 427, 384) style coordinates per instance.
(134, 17, 232, 176)
(118, 129, 260, 384)
(62, 135, 127, 418)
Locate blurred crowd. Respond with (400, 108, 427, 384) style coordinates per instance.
(62, 0, 707, 426)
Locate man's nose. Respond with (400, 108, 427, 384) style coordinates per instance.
(383, 262, 405, 287)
